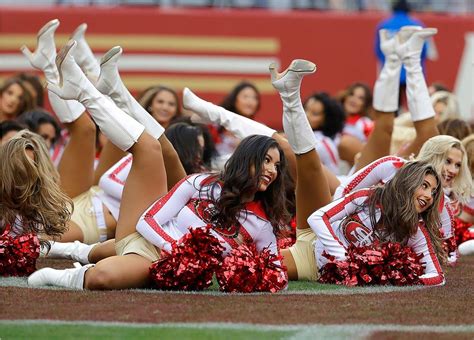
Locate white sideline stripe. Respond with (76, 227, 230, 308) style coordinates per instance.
(0, 277, 424, 295)
(0, 54, 279, 74)
(1, 320, 474, 335)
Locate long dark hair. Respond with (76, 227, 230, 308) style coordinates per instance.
(16, 109, 62, 146)
(367, 161, 445, 260)
(205, 135, 291, 236)
(303, 92, 346, 139)
(165, 122, 205, 175)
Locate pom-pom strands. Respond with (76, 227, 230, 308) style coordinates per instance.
(453, 218, 474, 245)
(149, 227, 224, 291)
(0, 232, 40, 276)
(216, 243, 287, 293)
(318, 241, 424, 286)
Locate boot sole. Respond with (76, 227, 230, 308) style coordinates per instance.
(269, 59, 316, 80)
(100, 46, 122, 67)
(38, 19, 59, 39)
(287, 59, 316, 74)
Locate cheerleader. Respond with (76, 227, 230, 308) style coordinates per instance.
(28, 40, 290, 290)
(303, 92, 346, 175)
(0, 130, 72, 275)
(22, 20, 186, 249)
(309, 160, 446, 286)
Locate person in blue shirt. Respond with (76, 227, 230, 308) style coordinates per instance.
(375, 0, 429, 109)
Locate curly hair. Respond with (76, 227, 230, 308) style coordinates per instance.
(367, 161, 445, 261)
(0, 130, 72, 239)
(303, 92, 346, 139)
(203, 135, 291, 237)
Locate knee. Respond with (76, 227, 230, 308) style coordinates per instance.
(84, 265, 116, 290)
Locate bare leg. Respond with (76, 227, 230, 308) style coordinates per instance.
(159, 134, 187, 190)
(84, 133, 167, 289)
(88, 239, 116, 263)
(268, 59, 332, 280)
(57, 112, 96, 198)
(273, 132, 339, 196)
(397, 117, 438, 158)
(354, 111, 395, 171)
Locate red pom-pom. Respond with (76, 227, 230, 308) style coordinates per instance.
(0, 232, 40, 276)
(318, 241, 424, 286)
(149, 227, 224, 291)
(216, 243, 287, 293)
(453, 218, 474, 245)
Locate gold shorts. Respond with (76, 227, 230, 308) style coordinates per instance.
(288, 228, 319, 281)
(115, 232, 161, 262)
(71, 187, 107, 245)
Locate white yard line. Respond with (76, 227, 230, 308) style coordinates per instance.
(0, 277, 424, 295)
(0, 320, 473, 337)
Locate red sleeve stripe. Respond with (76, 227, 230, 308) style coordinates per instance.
(418, 224, 445, 286)
(445, 203, 455, 238)
(238, 224, 254, 245)
(108, 155, 133, 185)
(143, 175, 196, 244)
(321, 189, 372, 249)
(343, 157, 404, 195)
(463, 204, 474, 215)
(143, 214, 175, 244)
(321, 138, 338, 165)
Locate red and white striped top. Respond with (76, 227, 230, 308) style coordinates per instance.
(308, 188, 445, 286)
(136, 174, 282, 266)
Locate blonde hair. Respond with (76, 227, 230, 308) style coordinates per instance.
(0, 130, 72, 237)
(431, 91, 459, 122)
(461, 134, 474, 176)
(417, 135, 472, 202)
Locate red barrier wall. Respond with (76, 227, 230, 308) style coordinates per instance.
(0, 7, 473, 128)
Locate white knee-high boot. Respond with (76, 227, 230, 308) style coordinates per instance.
(48, 40, 145, 152)
(95, 46, 164, 140)
(269, 59, 316, 155)
(21, 19, 85, 123)
(182, 88, 276, 139)
(459, 239, 474, 255)
(397, 28, 438, 122)
(41, 241, 95, 265)
(70, 23, 101, 80)
(28, 263, 94, 289)
(373, 29, 402, 113)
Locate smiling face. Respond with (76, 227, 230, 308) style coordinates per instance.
(414, 174, 438, 213)
(344, 86, 366, 115)
(1, 83, 24, 116)
(37, 122, 56, 149)
(305, 98, 325, 130)
(256, 147, 280, 192)
(235, 86, 259, 118)
(148, 90, 178, 128)
(441, 147, 463, 188)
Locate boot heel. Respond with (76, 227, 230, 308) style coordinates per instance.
(55, 40, 77, 87)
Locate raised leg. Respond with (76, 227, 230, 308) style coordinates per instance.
(269, 59, 332, 280)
